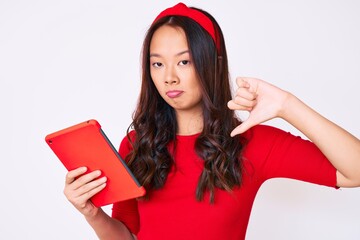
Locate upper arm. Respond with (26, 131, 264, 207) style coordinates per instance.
(336, 170, 360, 188)
(244, 125, 338, 188)
(112, 199, 140, 235)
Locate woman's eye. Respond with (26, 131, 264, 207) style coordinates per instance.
(179, 60, 190, 66)
(152, 62, 163, 68)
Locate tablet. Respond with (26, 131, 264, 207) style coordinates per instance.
(45, 119, 146, 207)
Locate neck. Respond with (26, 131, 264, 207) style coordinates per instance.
(175, 109, 203, 135)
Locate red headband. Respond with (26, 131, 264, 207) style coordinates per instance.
(153, 2, 220, 54)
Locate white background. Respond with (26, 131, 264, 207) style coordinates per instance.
(1, 0, 359, 239)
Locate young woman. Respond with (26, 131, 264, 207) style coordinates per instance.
(63, 3, 360, 240)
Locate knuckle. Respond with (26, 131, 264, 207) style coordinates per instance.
(234, 96, 241, 102)
(73, 199, 83, 208)
(63, 187, 72, 196)
(65, 171, 73, 179)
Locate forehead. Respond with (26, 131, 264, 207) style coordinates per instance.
(150, 25, 189, 54)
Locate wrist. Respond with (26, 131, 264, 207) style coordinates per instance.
(278, 91, 296, 120)
(84, 207, 104, 224)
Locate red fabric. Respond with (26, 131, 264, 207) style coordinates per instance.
(112, 124, 337, 240)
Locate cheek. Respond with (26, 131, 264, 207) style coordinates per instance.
(152, 81, 162, 94)
(194, 90, 203, 103)
(190, 79, 202, 96)
(152, 80, 167, 100)
(150, 73, 161, 91)
(189, 84, 203, 103)
(150, 70, 156, 84)
(152, 76, 166, 93)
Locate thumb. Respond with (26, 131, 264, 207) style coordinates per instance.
(230, 118, 256, 137)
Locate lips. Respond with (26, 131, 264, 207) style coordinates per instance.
(166, 90, 184, 98)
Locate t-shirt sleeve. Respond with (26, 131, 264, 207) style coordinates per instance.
(242, 124, 338, 188)
(111, 131, 140, 235)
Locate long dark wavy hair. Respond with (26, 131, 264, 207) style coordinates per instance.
(126, 7, 247, 203)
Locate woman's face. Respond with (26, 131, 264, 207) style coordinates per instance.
(149, 25, 203, 116)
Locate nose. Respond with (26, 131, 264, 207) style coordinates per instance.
(164, 66, 179, 85)
(165, 78, 179, 85)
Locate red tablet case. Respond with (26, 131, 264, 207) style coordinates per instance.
(45, 119, 146, 207)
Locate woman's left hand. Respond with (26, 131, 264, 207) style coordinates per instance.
(227, 77, 290, 136)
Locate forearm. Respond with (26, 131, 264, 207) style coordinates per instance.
(85, 208, 136, 240)
(280, 93, 360, 186)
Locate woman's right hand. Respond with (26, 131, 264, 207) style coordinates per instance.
(63, 167, 107, 218)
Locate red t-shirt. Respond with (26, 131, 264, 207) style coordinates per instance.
(112, 125, 337, 240)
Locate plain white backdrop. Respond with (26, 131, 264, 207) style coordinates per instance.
(1, 0, 359, 239)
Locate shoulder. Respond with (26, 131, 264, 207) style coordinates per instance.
(120, 130, 136, 144)
(242, 124, 290, 142)
(240, 124, 299, 160)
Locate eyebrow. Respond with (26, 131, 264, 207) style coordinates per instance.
(149, 50, 189, 58)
